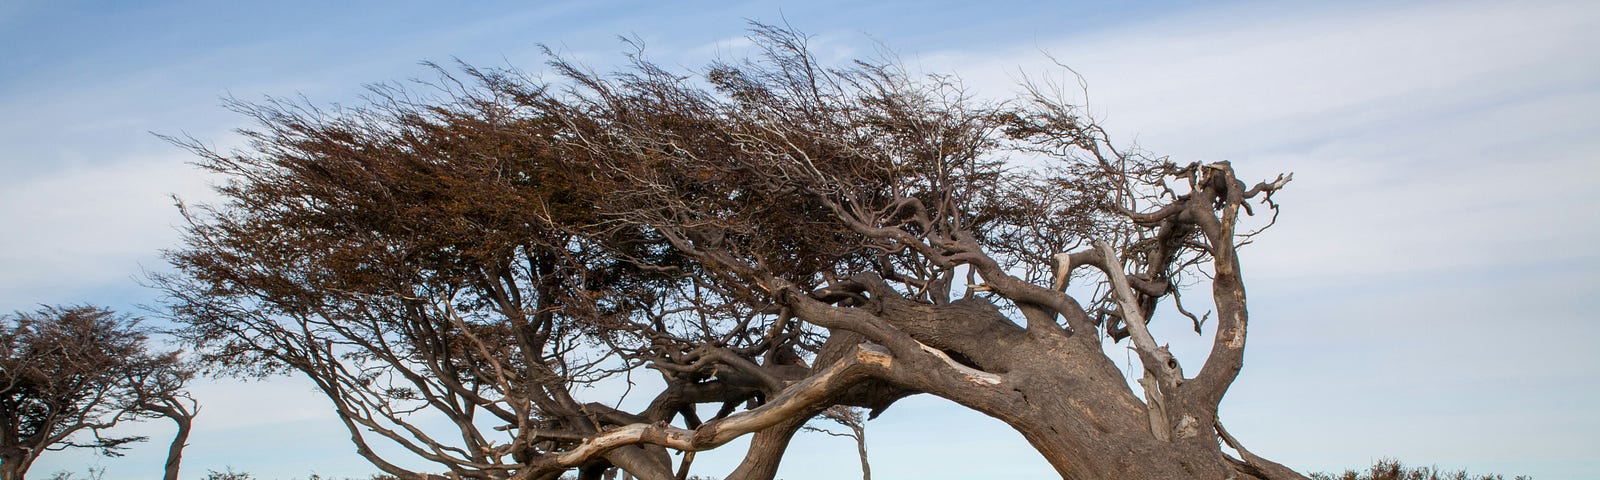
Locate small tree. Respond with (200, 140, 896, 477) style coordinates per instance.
(136, 369, 198, 480)
(0, 306, 193, 480)
(801, 406, 869, 480)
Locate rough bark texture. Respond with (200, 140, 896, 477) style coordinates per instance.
(724, 411, 812, 480)
(0, 454, 32, 480)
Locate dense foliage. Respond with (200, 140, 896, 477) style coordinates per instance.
(159, 24, 1297, 480)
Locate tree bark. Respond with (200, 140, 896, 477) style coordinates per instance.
(0, 452, 33, 480)
(852, 422, 869, 480)
(950, 338, 1299, 480)
(831, 293, 1304, 480)
(723, 412, 811, 480)
(163, 409, 193, 480)
(146, 396, 197, 480)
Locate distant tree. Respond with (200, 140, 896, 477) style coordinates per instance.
(200, 468, 254, 480)
(0, 305, 195, 480)
(801, 406, 869, 480)
(137, 368, 198, 480)
(42, 467, 103, 480)
(159, 24, 1299, 480)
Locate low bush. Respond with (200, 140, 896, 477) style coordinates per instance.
(1309, 458, 1531, 480)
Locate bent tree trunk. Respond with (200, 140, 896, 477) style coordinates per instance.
(787, 295, 1302, 480)
(140, 393, 199, 480)
(975, 336, 1263, 479)
(161, 404, 195, 480)
(559, 323, 1301, 480)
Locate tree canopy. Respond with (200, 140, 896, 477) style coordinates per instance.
(158, 25, 1297, 480)
(0, 305, 194, 480)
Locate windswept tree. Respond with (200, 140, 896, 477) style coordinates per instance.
(801, 406, 870, 480)
(137, 367, 198, 480)
(0, 306, 195, 480)
(159, 25, 1299, 480)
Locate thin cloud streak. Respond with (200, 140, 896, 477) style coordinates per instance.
(0, 156, 213, 307)
(913, 0, 1600, 282)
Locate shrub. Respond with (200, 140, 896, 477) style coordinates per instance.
(1309, 458, 1531, 480)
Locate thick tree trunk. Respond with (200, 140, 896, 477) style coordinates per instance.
(964, 337, 1298, 480)
(797, 263, 1306, 480)
(838, 293, 1300, 480)
(602, 446, 675, 480)
(723, 406, 813, 480)
(1011, 412, 1235, 476)
(0, 453, 32, 480)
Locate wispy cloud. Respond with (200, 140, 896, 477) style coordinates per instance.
(910, 0, 1600, 282)
(0, 155, 214, 308)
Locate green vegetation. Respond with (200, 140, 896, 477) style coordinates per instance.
(1310, 458, 1531, 480)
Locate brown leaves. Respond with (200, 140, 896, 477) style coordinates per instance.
(156, 22, 1293, 479)
(0, 305, 190, 459)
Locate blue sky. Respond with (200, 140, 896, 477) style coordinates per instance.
(3, 1, 1598, 478)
